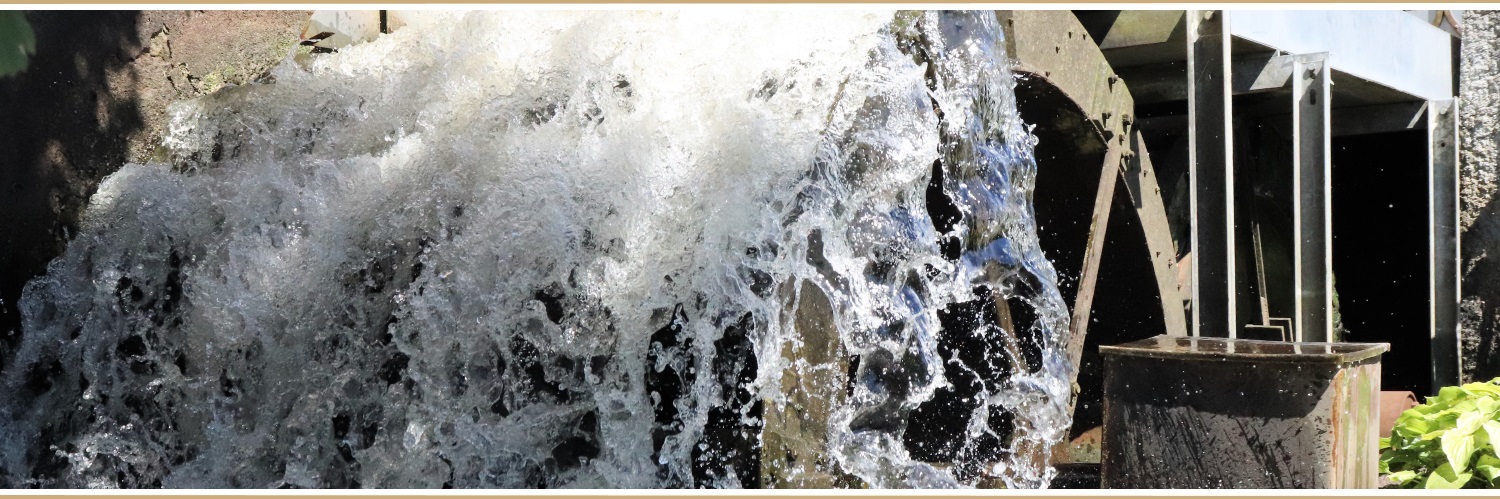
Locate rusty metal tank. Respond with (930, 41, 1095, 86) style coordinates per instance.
(1100, 335, 1388, 488)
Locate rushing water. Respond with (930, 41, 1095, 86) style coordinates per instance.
(0, 11, 1071, 488)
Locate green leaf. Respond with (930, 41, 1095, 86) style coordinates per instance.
(1466, 382, 1500, 399)
(1477, 455, 1500, 482)
(1381, 378, 1500, 488)
(1458, 410, 1487, 436)
(1410, 401, 1445, 417)
(1387, 470, 1419, 485)
(1442, 429, 1476, 472)
(1425, 462, 1473, 489)
(1395, 409, 1441, 437)
(1436, 403, 1476, 425)
(1437, 386, 1468, 404)
(1485, 421, 1500, 457)
(1476, 396, 1500, 415)
(0, 11, 35, 78)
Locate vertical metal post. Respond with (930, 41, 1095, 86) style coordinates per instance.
(1292, 53, 1332, 343)
(1429, 99, 1461, 390)
(1187, 10, 1236, 338)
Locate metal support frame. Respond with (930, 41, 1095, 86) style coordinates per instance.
(1428, 98, 1461, 390)
(1065, 142, 1125, 416)
(1062, 128, 1194, 418)
(1091, 11, 1456, 103)
(1118, 51, 1295, 105)
(1331, 102, 1429, 137)
(1188, 10, 1236, 338)
(1068, 142, 1124, 367)
(1123, 130, 1191, 338)
(1129, 84, 1434, 137)
(1002, 10, 1192, 428)
(1292, 53, 1332, 343)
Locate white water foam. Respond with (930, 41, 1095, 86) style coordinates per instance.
(0, 11, 1071, 489)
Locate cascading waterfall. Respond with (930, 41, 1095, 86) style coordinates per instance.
(0, 10, 1072, 488)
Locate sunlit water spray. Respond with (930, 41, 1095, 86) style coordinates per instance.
(0, 11, 1072, 488)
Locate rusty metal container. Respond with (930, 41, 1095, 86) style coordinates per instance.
(1100, 335, 1388, 488)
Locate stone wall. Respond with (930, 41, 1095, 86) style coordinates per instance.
(1460, 10, 1500, 382)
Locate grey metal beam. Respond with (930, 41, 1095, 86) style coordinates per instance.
(1331, 102, 1428, 137)
(1095, 10, 1455, 101)
(1247, 101, 1428, 137)
(1188, 10, 1236, 338)
(1132, 114, 1187, 135)
(1235, 52, 1295, 94)
(1125, 60, 1429, 112)
(1428, 99, 1461, 391)
(1292, 53, 1332, 343)
(1083, 10, 1189, 68)
(1230, 10, 1455, 101)
(1091, 10, 1186, 50)
(1118, 52, 1289, 105)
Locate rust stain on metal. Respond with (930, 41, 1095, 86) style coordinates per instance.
(1330, 369, 1345, 484)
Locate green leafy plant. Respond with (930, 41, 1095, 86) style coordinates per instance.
(1380, 378, 1500, 488)
(0, 11, 35, 78)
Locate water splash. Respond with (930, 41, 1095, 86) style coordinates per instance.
(0, 11, 1071, 488)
